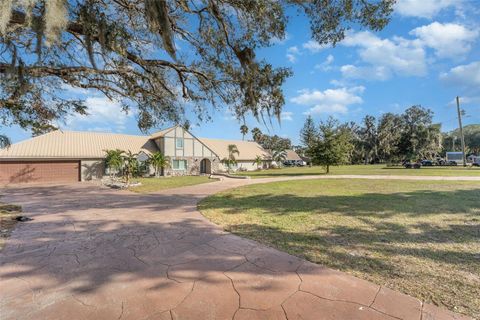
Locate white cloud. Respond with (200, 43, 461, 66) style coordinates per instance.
(64, 97, 132, 132)
(340, 65, 391, 81)
(286, 54, 296, 63)
(329, 79, 346, 87)
(340, 22, 478, 81)
(302, 40, 325, 53)
(448, 96, 480, 106)
(286, 46, 300, 63)
(291, 86, 365, 115)
(440, 61, 480, 89)
(342, 30, 427, 79)
(315, 54, 334, 71)
(395, 0, 460, 19)
(280, 111, 293, 121)
(410, 22, 478, 59)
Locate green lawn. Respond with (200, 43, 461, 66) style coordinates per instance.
(234, 164, 480, 178)
(199, 179, 480, 318)
(129, 176, 218, 193)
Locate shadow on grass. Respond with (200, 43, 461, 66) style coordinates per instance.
(200, 187, 480, 285)
(238, 171, 328, 177)
(202, 188, 480, 218)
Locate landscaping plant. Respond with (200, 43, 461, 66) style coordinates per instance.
(222, 144, 239, 173)
(104, 149, 124, 180)
(150, 151, 170, 177)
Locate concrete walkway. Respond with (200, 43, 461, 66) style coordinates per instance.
(1, 176, 474, 320)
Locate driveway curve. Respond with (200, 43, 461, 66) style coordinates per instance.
(1, 176, 474, 320)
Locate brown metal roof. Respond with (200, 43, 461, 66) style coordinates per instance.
(150, 126, 177, 139)
(0, 129, 271, 161)
(285, 149, 302, 161)
(200, 138, 271, 161)
(0, 130, 159, 159)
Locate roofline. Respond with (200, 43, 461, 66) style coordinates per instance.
(187, 132, 221, 159)
(0, 157, 105, 161)
(198, 137, 258, 144)
(1, 129, 152, 151)
(149, 125, 177, 139)
(56, 130, 148, 137)
(148, 125, 221, 158)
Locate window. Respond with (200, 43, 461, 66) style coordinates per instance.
(172, 160, 187, 170)
(175, 138, 184, 149)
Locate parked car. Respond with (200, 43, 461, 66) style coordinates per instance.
(421, 160, 433, 166)
(295, 160, 307, 166)
(283, 160, 296, 167)
(473, 162, 480, 167)
(404, 161, 421, 169)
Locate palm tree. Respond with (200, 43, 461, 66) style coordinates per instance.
(222, 144, 240, 173)
(251, 127, 262, 142)
(252, 155, 263, 170)
(150, 151, 170, 177)
(0, 135, 10, 149)
(240, 124, 249, 141)
(122, 150, 139, 185)
(272, 149, 287, 167)
(104, 149, 124, 180)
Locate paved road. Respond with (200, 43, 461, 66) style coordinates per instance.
(0, 176, 474, 320)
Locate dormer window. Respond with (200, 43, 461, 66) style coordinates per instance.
(176, 137, 184, 149)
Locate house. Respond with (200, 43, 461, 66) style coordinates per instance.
(281, 149, 306, 166)
(0, 126, 271, 184)
(284, 149, 302, 162)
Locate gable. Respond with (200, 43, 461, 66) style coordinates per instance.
(151, 126, 219, 158)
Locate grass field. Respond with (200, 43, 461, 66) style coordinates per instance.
(129, 176, 218, 193)
(234, 164, 480, 178)
(0, 202, 22, 250)
(199, 179, 480, 318)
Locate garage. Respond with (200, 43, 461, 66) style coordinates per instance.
(0, 160, 80, 184)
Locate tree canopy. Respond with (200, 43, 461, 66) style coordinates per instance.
(311, 117, 353, 173)
(300, 114, 317, 155)
(300, 105, 449, 166)
(252, 127, 292, 151)
(443, 124, 480, 154)
(0, 0, 395, 138)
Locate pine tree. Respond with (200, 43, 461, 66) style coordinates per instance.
(300, 115, 318, 156)
(312, 117, 353, 173)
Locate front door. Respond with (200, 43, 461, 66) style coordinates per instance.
(200, 159, 211, 174)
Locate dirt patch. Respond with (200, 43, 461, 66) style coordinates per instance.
(0, 202, 23, 250)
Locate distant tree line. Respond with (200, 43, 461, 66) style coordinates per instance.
(300, 105, 480, 167)
(443, 124, 480, 155)
(251, 127, 292, 152)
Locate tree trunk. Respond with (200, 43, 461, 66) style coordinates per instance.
(326, 165, 330, 174)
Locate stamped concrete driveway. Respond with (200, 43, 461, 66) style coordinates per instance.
(0, 177, 473, 320)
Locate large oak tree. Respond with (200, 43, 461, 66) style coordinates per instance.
(0, 0, 395, 143)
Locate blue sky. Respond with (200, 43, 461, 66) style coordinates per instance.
(7, 0, 480, 145)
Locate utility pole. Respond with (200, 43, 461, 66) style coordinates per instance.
(456, 96, 467, 167)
